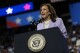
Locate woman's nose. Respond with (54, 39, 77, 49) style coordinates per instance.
(41, 10, 44, 13)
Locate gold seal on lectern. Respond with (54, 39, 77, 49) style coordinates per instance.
(28, 34, 46, 52)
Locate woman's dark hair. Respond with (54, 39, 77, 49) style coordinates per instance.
(40, 3, 58, 22)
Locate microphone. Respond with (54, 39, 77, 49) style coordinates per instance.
(30, 18, 43, 25)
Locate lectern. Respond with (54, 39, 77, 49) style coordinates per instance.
(14, 27, 69, 53)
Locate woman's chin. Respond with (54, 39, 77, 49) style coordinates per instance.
(42, 17, 45, 19)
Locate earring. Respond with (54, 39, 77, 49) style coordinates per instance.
(49, 13, 51, 14)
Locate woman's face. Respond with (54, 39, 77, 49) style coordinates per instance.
(40, 5, 51, 19)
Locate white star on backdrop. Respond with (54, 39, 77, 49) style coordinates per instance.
(26, 15, 33, 22)
(15, 17, 21, 24)
(6, 7, 13, 14)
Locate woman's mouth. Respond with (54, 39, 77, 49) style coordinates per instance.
(41, 14, 45, 16)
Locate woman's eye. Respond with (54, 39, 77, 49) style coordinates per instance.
(43, 9, 46, 10)
(40, 9, 46, 11)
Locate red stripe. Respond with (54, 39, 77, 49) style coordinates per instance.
(7, 21, 19, 28)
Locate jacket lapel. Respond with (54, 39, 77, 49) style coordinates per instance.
(49, 20, 56, 28)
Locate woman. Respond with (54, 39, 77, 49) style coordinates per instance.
(37, 3, 68, 38)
